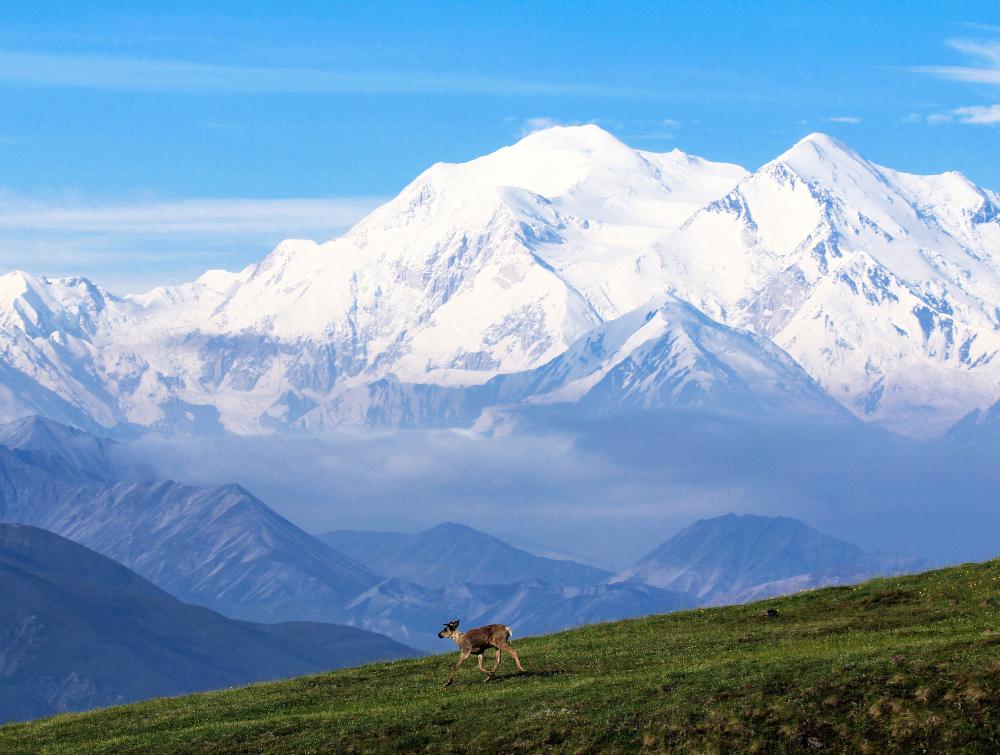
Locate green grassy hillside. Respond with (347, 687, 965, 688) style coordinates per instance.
(2, 559, 999, 753)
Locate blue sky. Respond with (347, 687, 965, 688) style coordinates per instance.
(1, 1, 998, 292)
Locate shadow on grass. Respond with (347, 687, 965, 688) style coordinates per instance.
(486, 669, 571, 684)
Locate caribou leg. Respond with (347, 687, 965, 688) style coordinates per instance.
(444, 649, 470, 686)
(476, 654, 492, 678)
(495, 640, 525, 672)
(490, 648, 503, 676)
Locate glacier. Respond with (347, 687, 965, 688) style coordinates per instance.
(0, 125, 998, 438)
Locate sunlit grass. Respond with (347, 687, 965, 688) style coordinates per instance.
(2, 559, 998, 752)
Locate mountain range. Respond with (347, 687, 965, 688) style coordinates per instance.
(0, 418, 913, 650)
(0, 416, 379, 624)
(0, 416, 923, 656)
(0, 417, 695, 651)
(332, 513, 923, 650)
(0, 416, 706, 648)
(1, 126, 998, 438)
(0, 523, 414, 723)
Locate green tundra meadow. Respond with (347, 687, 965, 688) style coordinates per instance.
(2, 558, 998, 753)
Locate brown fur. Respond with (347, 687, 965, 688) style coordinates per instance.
(437, 620, 525, 686)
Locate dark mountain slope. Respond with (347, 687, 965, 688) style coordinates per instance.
(342, 576, 694, 651)
(0, 419, 378, 623)
(0, 524, 416, 723)
(320, 522, 610, 589)
(615, 513, 923, 603)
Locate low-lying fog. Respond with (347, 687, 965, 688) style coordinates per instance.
(119, 411, 1000, 570)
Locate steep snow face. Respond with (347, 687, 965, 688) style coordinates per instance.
(0, 272, 134, 431)
(658, 134, 1000, 435)
(0, 126, 750, 434)
(0, 127, 997, 437)
(197, 124, 747, 372)
(0, 271, 120, 339)
(483, 296, 849, 421)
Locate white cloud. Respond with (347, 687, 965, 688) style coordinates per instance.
(827, 116, 862, 124)
(951, 104, 1000, 124)
(918, 64, 1000, 85)
(520, 116, 571, 134)
(948, 39, 1000, 67)
(961, 22, 1000, 34)
(661, 118, 681, 128)
(0, 193, 383, 293)
(0, 49, 648, 98)
(0, 195, 382, 235)
(913, 38, 1000, 85)
(910, 105, 1000, 126)
(912, 37, 1000, 126)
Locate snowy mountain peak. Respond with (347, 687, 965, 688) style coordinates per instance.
(769, 131, 881, 192)
(389, 124, 748, 221)
(0, 270, 117, 339)
(1, 130, 998, 438)
(507, 123, 637, 162)
(784, 131, 857, 157)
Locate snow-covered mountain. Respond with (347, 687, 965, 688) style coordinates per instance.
(474, 295, 848, 422)
(1, 126, 998, 436)
(658, 134, 1000, 435)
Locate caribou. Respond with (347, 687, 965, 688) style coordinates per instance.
(437, 620, 525, 686)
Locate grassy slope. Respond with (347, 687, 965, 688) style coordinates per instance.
(2, 559, 999, 753)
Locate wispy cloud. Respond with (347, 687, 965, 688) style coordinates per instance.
(927, 112, 954, 124)
(519, 116, 575, 134)
(618, 117, 683, 142)
(0, 195, 382, 235)
(950, 104, 1000, 124)
(912, 35, 1000, 126)
(913, 39, 1000, 84)
(0, 194, 383, 293)
(902, 106, 1000, 126)
(0, 49, 648, 98)
(827, 116, 862, 124)
(961, 22, 1000, 34)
